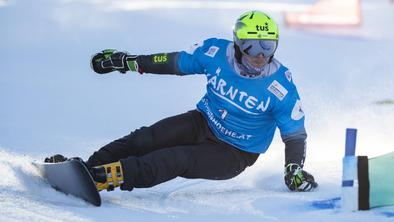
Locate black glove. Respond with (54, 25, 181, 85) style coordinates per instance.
(90, 49, 138, 74)
(284, 163, 318, 192)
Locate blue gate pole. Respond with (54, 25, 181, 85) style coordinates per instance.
(341, 128, 359, 211)
(345, 128, 357, 156)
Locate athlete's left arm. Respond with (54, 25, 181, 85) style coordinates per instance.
(271, 85, 307, 168)
(273, 85, 318, 191)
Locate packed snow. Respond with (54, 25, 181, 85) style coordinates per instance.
(1, 0, 394, 221)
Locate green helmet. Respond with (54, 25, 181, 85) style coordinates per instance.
(233, 10, 279, 41)
(233, 11, 279, 59)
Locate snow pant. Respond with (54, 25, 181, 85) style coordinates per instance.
(86, 110, 259, 191)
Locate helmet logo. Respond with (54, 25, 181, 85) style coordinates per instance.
(256, 23, 269, 31)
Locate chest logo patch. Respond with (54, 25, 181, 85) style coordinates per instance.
(205, 46, 219, 58)
(268, 80, 288, 101)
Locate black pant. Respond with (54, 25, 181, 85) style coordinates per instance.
(86, 110, 259, 190)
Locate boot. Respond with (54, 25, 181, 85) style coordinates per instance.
(91, 161, 124, 192)
(44, 154, 68, 163)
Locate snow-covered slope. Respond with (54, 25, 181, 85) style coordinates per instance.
(1, 0, 394, 221)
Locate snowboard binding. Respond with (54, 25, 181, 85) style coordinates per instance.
(91, 161, 124, 192)
(44, 154, 125, 192)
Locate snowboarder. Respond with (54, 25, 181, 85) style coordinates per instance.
(46, 10, 317, 192)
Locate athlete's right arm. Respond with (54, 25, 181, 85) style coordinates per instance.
(90, 40, 212, 75)
(90, 49, 182, 75)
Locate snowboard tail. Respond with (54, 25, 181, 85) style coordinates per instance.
(34, 159, 101, 206)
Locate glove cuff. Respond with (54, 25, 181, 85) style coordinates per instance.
(285, 163, 301, 175)
(125, 55, 139, 72)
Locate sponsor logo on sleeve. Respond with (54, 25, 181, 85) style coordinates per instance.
(205, 46, 219, 57)
(291, 99, 305, 120)
(285, 70, 292, 82)
(267, 80, 288, 101)
(153, 54, 168, 64)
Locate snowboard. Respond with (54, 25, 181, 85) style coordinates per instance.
(34, 158, 101, 206)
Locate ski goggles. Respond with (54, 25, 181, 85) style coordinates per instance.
(236, 39, 278, 58)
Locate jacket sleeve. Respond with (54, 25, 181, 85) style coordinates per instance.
(283, 131, 307, 168)
(271, 82, 308, 168)
(176, 47, 208, 75)
(136, 52, 183, 75)
(135, 38, 215, 75)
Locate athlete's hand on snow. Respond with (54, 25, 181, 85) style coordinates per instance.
(284, 163, 317, 192)
(90, 49, 138, 74)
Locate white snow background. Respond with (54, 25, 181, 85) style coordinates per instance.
(0, 0, 394, 221)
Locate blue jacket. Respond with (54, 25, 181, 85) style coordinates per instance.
(177, 38, 306, 153)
